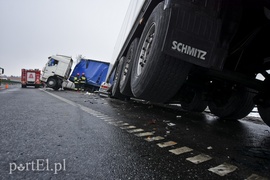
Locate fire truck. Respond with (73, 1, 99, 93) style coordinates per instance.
(21, 69, 41, 88)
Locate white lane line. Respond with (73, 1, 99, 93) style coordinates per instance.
(115, 121, 124, 124)
(135, 132, 154, 137)
(108, 122, 117, 125)
(127, 129, 144, 133)
(208, 163, 238, 177)
(186, 154, 212, 164)
(99, 116, 111, 120)
(118, 123, 129, 126)
(41, 89, 108, 119)
(157, 141, 177, 148)
(120, 126, 136, 130)
(169, 146, 193, 155)
(92, 113, 104, 116)
(42, 89, 78, 106)
(104, 119, 114, 122)
(109, 122, 126, 127)
(145, 136, 165, 142)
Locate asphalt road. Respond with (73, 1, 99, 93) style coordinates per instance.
(0, 86, 269, 180)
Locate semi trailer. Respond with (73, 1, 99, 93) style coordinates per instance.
(69, 59, 110, 92)
(103, 0, 270, 127)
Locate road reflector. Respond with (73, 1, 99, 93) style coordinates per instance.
(169, 146, 193, 155)
(186, 154, 212, 164)
(208, 163, 238, 176)
(157, 141, 177, 148)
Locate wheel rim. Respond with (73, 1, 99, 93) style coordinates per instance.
(137, 23, 155, 76)
(48, 79, 55, 86)
(121, 60, 130, 84)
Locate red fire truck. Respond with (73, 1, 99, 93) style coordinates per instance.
(21, 69, 41, 88)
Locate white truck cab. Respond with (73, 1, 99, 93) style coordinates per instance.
(41, 55, 73, 90)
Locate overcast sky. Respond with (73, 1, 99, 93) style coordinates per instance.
(0, 0, 130, 76)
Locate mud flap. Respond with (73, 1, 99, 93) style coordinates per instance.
(162, 0, 228, 70)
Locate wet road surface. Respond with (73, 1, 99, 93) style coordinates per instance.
(0, 87, 269, 179)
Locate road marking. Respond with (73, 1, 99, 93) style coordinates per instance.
(115, 121, 124, 124)
(104, 119, 114, 122)
(135, 132, 154, 137)
(169, 146, 193, 155)
(42, 89, 78, 106)
(99, 116, 111, 120)
(157, 141, 177, 148)
(120, 126, 136, 130)
(42, 90, 266, 179)
(246, 174, 268, 180)
(108, 122, 118, 125)
(127, 129, 144, 133)
(108, 121, 127, 127)
(119, 123, 129, 126)
(41, 89, 109, 119)
(208, 163, 238, 176)
(186, 154, 212, 164)
(145, 136, 165, 142)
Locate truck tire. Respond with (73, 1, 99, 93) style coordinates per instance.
(112, 57, 126, 99)
(258, 105, 270, 127)
(120, 38, 139, 96)
(208, 87, 255, 119)
(130, 2, 191, 103)
(47, 77, 57, 89)
(181, 88, 207, 112)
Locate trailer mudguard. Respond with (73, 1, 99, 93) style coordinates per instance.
(162, 0, 240, 70)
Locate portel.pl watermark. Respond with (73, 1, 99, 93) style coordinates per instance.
(9, 159, 66, 175)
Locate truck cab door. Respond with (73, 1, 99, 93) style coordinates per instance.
(43, 59, 59, 77)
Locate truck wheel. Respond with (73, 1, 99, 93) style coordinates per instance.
(181, 88, 207, 112)
(130, 2, 191, 103)
(112, 57, 126, 98)
(120, 38, 139, 96)
(258, 105, 270, 127)
(208, 87, 255, 119)
(47, 77, 57, 89)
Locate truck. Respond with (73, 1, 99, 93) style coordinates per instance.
(21, 69, 41, 88)
(41, 55, 73, 90)
(69, 59, 110, 92)
(102, 0, 270, 128)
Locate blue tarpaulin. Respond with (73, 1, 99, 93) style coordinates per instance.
(69, 59, 110, 87)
